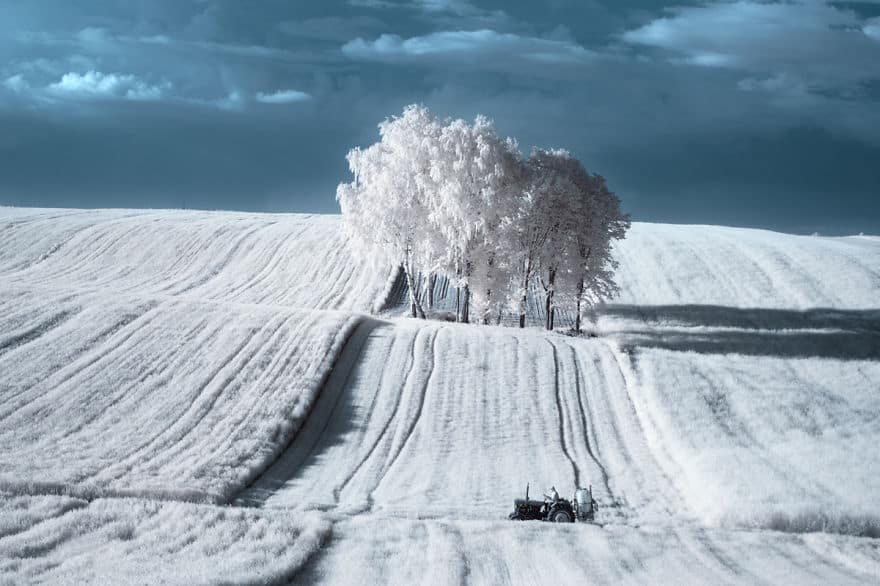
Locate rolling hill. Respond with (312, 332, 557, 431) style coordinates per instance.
(1, 206, 878, 584)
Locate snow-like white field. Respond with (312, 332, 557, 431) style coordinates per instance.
(0, 495, 329, 585)
(613, 223, 879, 309)
(623, 347, 880, 535)
(1, 207, 878, 584)
(240, 321, 675, 527)
(0, 208, 391, 311)
(0, 286, 359, 503)
(299, 516, 880, 586)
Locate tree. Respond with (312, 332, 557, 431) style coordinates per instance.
(526, 149, 581, 330)
(425, 115, 523, 323)
(337, 104, 627, 331)
(568, 172, 630, 332)
(502, 187, 555, 328)
(525, 149, 630, 331)
(336, 105, 443, 319)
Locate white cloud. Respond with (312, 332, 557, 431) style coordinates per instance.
(213, 90, 246, 111)
(342, 29, 594, 65)
(3, 74, 29, 93)
(348, 0, 508, 26)
(48, 70, 169, 101)
(349, 0, 476, 12)
(621, 1, 880, 94)
(255, 89, 312, 104)
(415, 0, 481, 15)
(865, 17, 880, 41)
(348, 0, 398, 7)
(76, 27, 110, 44)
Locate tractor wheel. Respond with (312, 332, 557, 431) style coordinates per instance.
(509, 513, 524, 521)
(550, 509, 573, 523)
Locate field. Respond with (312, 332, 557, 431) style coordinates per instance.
(1, 207, 878, 584)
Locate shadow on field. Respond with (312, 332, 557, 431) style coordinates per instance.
(234, 317, 386, 507)
(605, 305, 880, 361)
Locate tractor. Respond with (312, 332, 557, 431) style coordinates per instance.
(508, 484, 596, 523)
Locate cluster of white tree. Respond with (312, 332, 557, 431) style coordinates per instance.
(337, 105, 630, 331)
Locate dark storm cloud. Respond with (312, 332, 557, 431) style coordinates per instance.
(0, 0, 878, 234)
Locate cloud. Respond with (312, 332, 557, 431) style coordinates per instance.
(348, 0, 399, 8)
(214, 90, 246, 111)
(414, 0, 483, 16)
(342, 29, 594, 65)
(47, 70, 169, 101)
(278, 16, 385, 42)
(348, 0, 509, 27)
(621, 1, 880, 94)
(349, 0, 477, 12)
(737, 73, 807, 96)
(865, 17, 880, 41)
(3, 74, 28, 93)
(255, 89, 312, 104)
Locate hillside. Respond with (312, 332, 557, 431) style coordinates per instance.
(1, 207, 878, 584)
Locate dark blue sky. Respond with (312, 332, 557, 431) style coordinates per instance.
(1, 0, 879, 234)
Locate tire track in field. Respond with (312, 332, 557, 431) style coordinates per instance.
(562, 341, 612, 497)
(199, 314, 358, 498)
(112, 315, 289, 481)
(369, 326, 442, 505)
(0, 302, 161, 424)
(0, 310, 77, 358)
(601, 340, 691, 518)
(333, 327, 423, 505)
(331, 326, 416, 504)
(220, 220, 312, 302)
(675, 527, 763, 585)
(24, 216, 152, 289)
(0, 306, 153, 417)
(71, 317, 251, 484)
(234, 318, 384, 508)
(44, 315, 216, 451)
(193, 313, 322, 478)
(547, 338, 582, 489)
(171, 223, 271, 296)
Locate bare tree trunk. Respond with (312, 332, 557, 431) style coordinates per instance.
(519, 257, 531, 328)
(461, 284, 470, 323)
(575, 278, 584, 333)
(426, 273, 435, 311)
(482, 289, 491, 325)
(402, 262, 426, 319)
(544, 267, 556, 331)
(459, 260, 471, 324)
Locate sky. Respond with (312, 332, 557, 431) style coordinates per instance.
(1, 0, 879, 234)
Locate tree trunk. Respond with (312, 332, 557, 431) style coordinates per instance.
(426, 273, 435, 311)
(544, 268, 556, 331)
(459, 260, 471, 324)
(402, 263, 426, 319)
(461, 284, 470, 323)
(482, 289, 491, 325)
(575, 278, 584, 333)
(519, 257, 531, 328)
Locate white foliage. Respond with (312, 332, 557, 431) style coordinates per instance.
(338, 105, 444, 317)
(337, 104, 629, 328)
